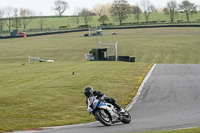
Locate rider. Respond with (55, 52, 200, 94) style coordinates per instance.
(84, 86, 125, 113)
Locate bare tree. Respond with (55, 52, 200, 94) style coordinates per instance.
(12, 8, 21, 30)
(79, 8, 92, 26)
(38, 13, 46, 31)
(110, 0, 131, 26)
(92, 4, 112, 16)
(0, 9, 4, 34)
(179, 0, 197, 23)
(156, 7, 164, 13)
(72, 7, 81, 28)
(98, 15, 109, 25)
(163, 0, 178, 23)
(54, 0, 68, 16)
(4, 6, 14, 31)
(20, 8, 34, 31)
(132, 4, 142, 23)
(140, 0, 155, 23)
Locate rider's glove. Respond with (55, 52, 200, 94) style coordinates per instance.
(87, 107, 93, 113)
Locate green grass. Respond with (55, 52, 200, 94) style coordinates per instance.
(1, 27, 200, 63)
(0, 27, 200, 132)
(0, 62, 149, 132)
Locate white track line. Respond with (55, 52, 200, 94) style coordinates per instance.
(126, 63, 156, 111)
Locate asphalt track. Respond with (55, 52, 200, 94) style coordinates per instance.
(12, 64, 200, 133)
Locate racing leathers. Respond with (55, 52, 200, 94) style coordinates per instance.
(85, 90, 122, 113)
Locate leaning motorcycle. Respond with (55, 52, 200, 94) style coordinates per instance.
(87, 96, 131, 126)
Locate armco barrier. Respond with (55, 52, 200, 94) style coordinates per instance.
(0, 29, 88, 39)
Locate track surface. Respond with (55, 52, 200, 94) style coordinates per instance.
(14, 64, 200, 133)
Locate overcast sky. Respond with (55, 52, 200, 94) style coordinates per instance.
(0, 0, 200, 16)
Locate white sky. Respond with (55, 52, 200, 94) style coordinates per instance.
(0, 0, 200, 16)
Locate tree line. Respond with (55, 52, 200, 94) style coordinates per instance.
(108, 0, 198, 25)
(0, 0, 199, 34)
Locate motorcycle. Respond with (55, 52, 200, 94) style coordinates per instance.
(87, 96, 131, 126)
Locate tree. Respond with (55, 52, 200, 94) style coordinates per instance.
(38, 13, 46, 31)
(79, 8, 92, 26)
(54, 0, 68, 16)
(20, 8, 34, 31)
(4, 6, 14, 31)
(179, 0, 197, 23)
(72, 7, 81, 28)
(92, 4, 112, 16)
(12, 8, 21, 30)
(140, 0, 155, 23)
(110, 0, 131, 26)
(163, 0, 178, 23)
(98, 15, 109, 24)
(0, 9, 4, 34)
(132, 4, 142, 23)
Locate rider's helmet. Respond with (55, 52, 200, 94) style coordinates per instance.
(84, 86, 93, 97)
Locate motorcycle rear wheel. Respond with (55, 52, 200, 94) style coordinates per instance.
(95, 110, 112, 126)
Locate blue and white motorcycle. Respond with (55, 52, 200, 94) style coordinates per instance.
(87, 96, 131, 126)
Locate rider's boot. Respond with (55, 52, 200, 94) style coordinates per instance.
(120, 108, 125, 113)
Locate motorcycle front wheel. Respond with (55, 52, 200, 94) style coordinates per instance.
(121, 111, 131, 124)
(95, 109, 112, 126)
